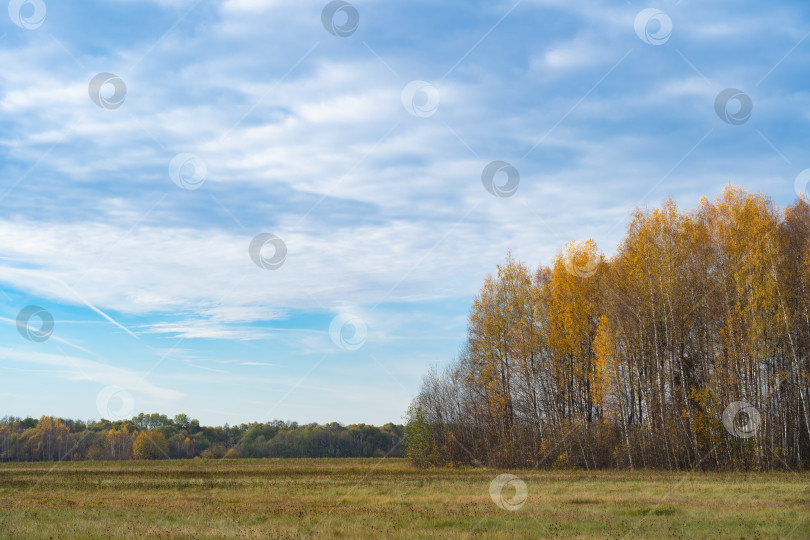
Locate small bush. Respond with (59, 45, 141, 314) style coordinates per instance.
(200, 444, 226, 459)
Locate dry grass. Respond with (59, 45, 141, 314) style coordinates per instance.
(0, 458, 807, 538)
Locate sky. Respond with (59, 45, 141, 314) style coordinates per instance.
(1, 0, 809, 426)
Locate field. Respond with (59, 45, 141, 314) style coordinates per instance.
(0, 458, 807, 539)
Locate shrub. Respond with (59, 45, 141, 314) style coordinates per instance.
(132, 430, 169, 460)
(200, 443, 226, 459)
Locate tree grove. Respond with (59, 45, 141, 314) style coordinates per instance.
(406, 186, 810, 471)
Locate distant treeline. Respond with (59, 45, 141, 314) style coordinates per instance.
(0, 413, 404, 461)
(405, 187, 810, 471)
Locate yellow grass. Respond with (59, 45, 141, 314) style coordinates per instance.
(0, 458, 807, 538)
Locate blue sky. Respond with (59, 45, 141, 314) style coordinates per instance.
(1, 0, 809, 426)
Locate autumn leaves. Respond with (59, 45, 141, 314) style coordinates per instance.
(406, 186, 810, 470)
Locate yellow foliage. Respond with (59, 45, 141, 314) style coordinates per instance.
(132, 430, 169, 460)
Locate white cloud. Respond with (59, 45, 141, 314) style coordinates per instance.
(0, 0, 803, 331)
(536, 38, 615, 71)
(1, 347, 182, 401)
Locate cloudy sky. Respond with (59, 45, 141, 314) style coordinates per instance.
(1, 0, 808, 426)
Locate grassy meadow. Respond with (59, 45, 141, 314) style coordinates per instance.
(0, 458, 807, 538)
